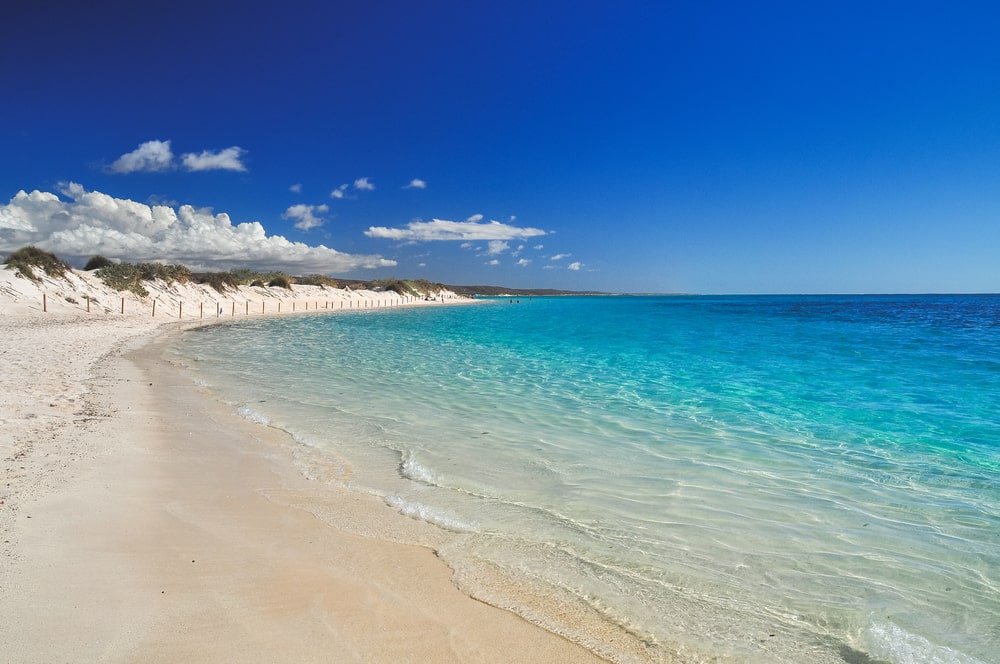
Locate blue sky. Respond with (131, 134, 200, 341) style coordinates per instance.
(2, 1, 998, 293)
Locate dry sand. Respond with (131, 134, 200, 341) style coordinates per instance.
(0, 267, 603, 663)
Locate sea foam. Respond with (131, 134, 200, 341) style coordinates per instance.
(400, 451, 438, 485)
(385, 494, 475, 532)
(863, 620, 988, 664)
(235, 405, 270, 425)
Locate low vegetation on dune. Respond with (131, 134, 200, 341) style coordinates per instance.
(4, 246, 71, 282)
(2, 246, 459, 298)
(295, 274, 339, 289)
(355, 278, 447, 297)
(83, 254, 114, 271)
(193, 271, 240, 294)
(95, 261, 191, 297)
(193, 269, 298, 293)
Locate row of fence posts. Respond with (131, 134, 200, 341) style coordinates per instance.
(39, 293, 418, 317)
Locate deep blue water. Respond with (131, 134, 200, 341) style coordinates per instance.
(174, 295, 1000, 664)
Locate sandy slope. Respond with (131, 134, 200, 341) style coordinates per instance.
(0, 266, 602, 663)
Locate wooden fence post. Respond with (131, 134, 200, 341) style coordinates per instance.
(86, 294, 90, 312)
(43, 293, 47, 312)
(152, 300, 156, 317)
(121, 297, 125, 314)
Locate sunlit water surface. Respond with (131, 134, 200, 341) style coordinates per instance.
(172, 295, 1000, 664)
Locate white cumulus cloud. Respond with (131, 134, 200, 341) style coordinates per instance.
(365, 218, 547, 242)
(486, 240, 509, 255)
(517, 258, 531, 267)
(181, 146, 248, 172)
(110, 140, 175, 174)
(568, 261, 582, 271)
(110, 140, 249, 174)
(0, 184, 394, 274)
(404, 178, 427, 189)
(354, 177, 375, 191)
(330, 184, 349, 199)
(283, 203, 329, 231)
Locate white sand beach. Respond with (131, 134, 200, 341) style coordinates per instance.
(0, 266, 603, 663)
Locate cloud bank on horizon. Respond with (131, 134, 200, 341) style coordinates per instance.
(0, 183, 394, 274)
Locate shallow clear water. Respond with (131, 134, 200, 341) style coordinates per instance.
(174, 295, 1000, 663)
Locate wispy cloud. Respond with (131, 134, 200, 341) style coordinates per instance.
(282, 203, 329, 231)
(568, 261, 582, 271)
(404, 178, 426, 189)
(289, 183, 302, 193)
(109, 139, 175, 174)
(354, 177, 375, 191)
(550, 253, 570, 261)
(109, 140, 248, 173)
(486, 240, 509, 255)
(330, 184, 349, 199)
(181, 146, 247, 172)
(365, 218, 547, 242)
(0, 184, 394, 273)
(487, 259, 500, 266)
(517, 258, 531, 267)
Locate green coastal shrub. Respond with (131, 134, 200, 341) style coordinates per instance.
(195, 271, 239, 294)
(209, 268, 292, 288)
(96, 262, 149, 297)
(4, 246, 70, 281)
(84, 254, 114, 271)
(297, 274, 338, 289)
(268, 275, 293, 289)
(95, 260, 192, 296)
(227, 268, 256, 285)
(408, 278, 446, 295)
(365, 278, 445, 297)
(369, 278, 414, 296)
(137, 262, 191, 284)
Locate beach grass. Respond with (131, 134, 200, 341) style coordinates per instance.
(4, 246, 70, 282)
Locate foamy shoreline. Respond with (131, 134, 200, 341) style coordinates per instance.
(0, 266, 602, 663)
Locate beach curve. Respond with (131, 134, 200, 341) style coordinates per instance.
(0, 266, 603, 663)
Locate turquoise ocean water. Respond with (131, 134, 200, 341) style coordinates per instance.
(173, 295, 999, 663)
